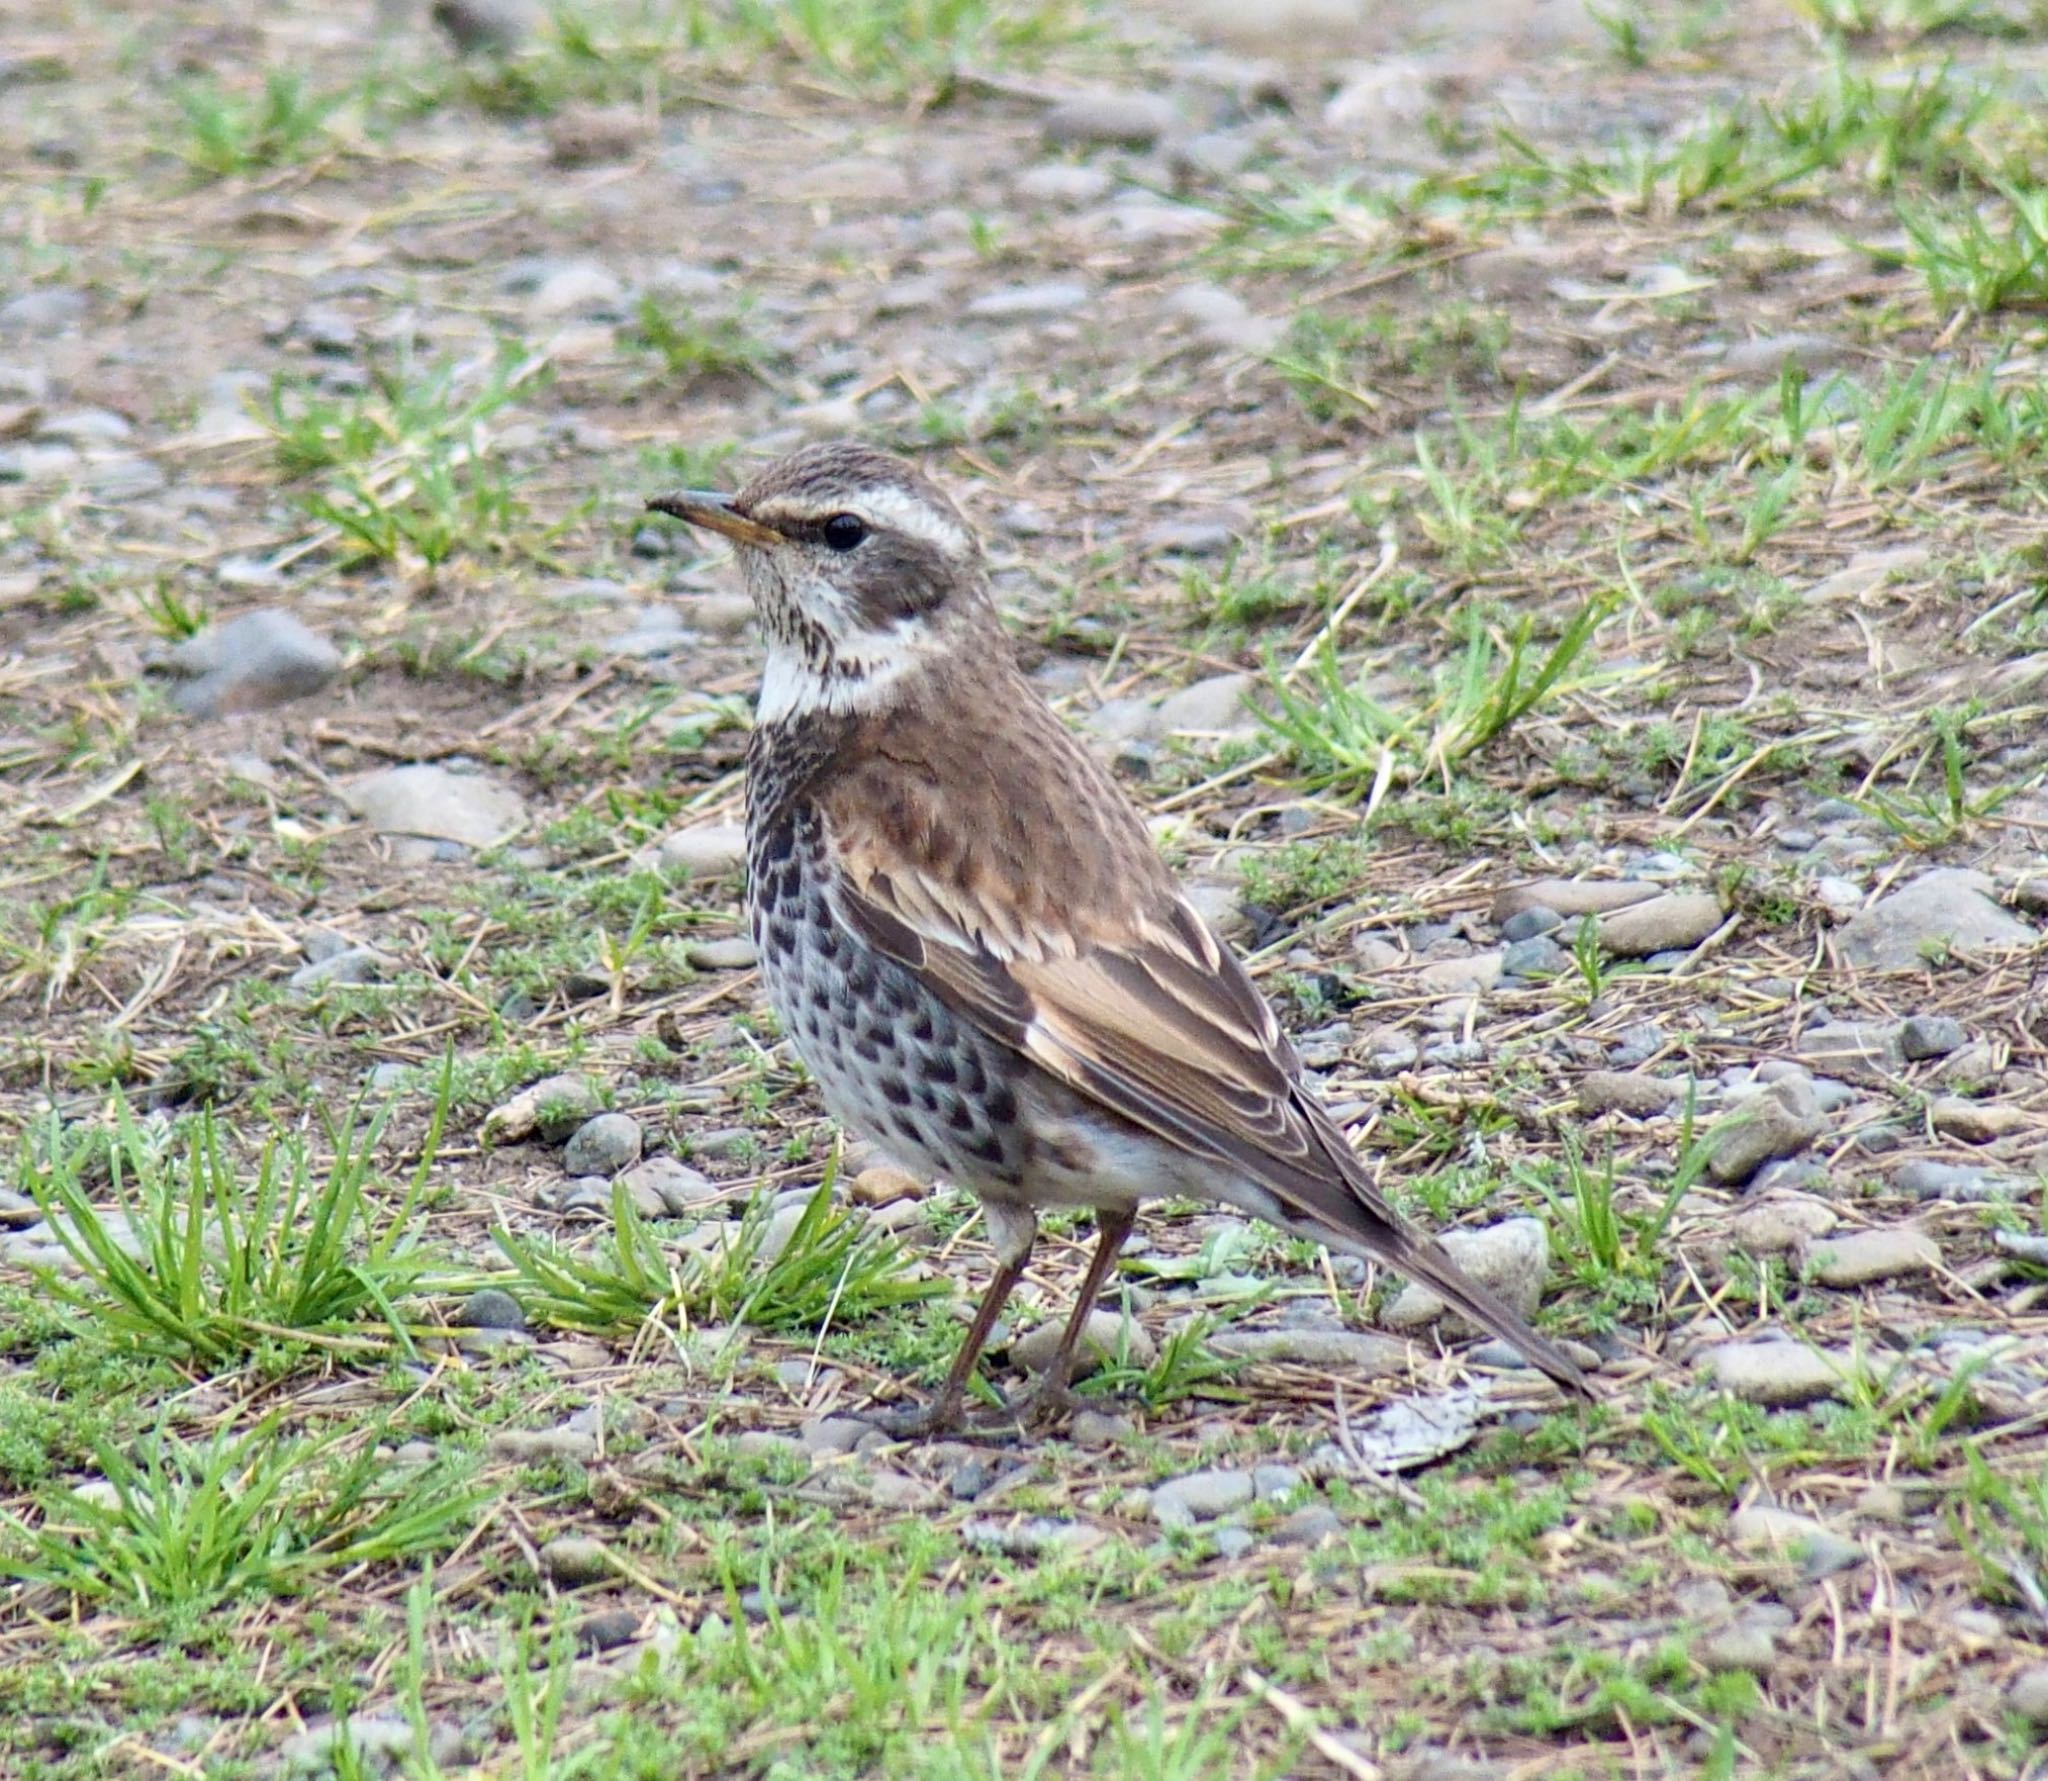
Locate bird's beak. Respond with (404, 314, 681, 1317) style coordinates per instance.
(645, 490, 782, 549)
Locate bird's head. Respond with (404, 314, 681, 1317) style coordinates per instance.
(648, 442, 993, 722)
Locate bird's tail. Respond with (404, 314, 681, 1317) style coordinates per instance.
(1376, 1226, 1594, 1399)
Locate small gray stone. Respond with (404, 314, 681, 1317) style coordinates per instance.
(1796, 1020, 1906, 1086)
(1153, 671, 1253, 736)
(539, 1535, 613, 1587)
(347, 763, 526, 850)
(37, 406, 131, 444)
(1274, 1504, 1342, 1545)
(801, 1415, 870, 1456)
(1706, 1341, 1850, 1406)
(529, 259, 627, 320)
(1011, 1309, 1154, 1379)
(1727, 1196, 1836, 1253)
(1809, 1227, 1940, 1286)
(431, 0, 536, 54)
(1729, 1506, 1862, 1578)
(1042, 90, 1178, 148)
(1597, 893, 1724, 959)
(563, 1112, 643, 1177)
(1069, 1410, 1134, 1448)
(1015, 163, 1116, 205)
(965, 280, 1090, 320)
(1695, 1620, 1778, 1672)
(1491, 879, 1657, 923)
(161, 609, 340, 718)
(1206, 1328, 1407, 1373)
(620, 1156, 719, 1215)
(279, 1715, 419, 1775)
(1722, 332, 1851, 378)
(1501, 935, 1568, 977)
(685, 937, 759, 971)
(1706, 1092, 1823, 1186)
(0, 286, 88, 334)
(1499, 905, 1562, 942)
(1577, 1070, 1683, 1118)
(1251, 1464, 1303, 1500)
(1151, 1468, 1254, 1527)
(530, 1075, 603, 1142)
(1210, 1526, 1256, 1559)
(1893, 1159, 2013, 1202)
(460, 1289, 526, 1331)
(490, 1426, 598, 1464)
(654, 823, 745, 879)
(288, 947, 387, 993)
(2007, 1664, 2048, 1724)
(1837, 867, 2036, 970)
(1383, 1217, 1549, 1331)
(961, 1515, 1107, 1558)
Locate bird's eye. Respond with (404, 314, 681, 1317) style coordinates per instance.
(821, 513, 868, 552)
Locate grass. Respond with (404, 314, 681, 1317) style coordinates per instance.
(173, 71, 345, 177)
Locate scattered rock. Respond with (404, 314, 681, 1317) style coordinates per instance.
(431, 0, 535, 55)
(1930, 1097, 2030, 1144)
(1597, 893, 1724, 959)
(288, 947, 389, 993)
(1893, 1159, 2016, 1202)
(1069, 1409, 1134, 1448)
(1150, 1468, 1253, 1527)
(1727, 1196, 1837, 1253)
(1706, 1341, 1849, 1406)
(1415, 952, 1503, 996)
(1490, 879, 1657, 923)
(619, 1155, 716, 1215)
(850, 1165, 924, 1207)
(961, 1515, 1108, 1558)
(652, 823, 746, 879)
(1900, 1015, 1965, 1060)
(1728, 1505, 1862, 1577)
(965, 280, 1090, 321)
(1383, 1218, 1549, 1332)
(1274, 1504, 1343, 1545)
(2007, 1664, 2048, 1724)
(278, 1715, 420, 1776)
(1501, 934, 1567, 977)
(1796, 1020, 1906, 1087)
(157, 609, 340, 718)
(1015, 163, 1115, 206)
(539, 1535, 614, 1587)
(577, 1607, 642, 1652)
(1206, 1328, 1407, 1373)
(459, 1289, 526, 1332)
(1696, 1620, 1779, 1673)
(546, 104, 646, 168)
(1042, 91, 1178, 149)
(347, 763, 526, 850)
(563, 1112, 643, 1177)
(483, 1074, 603, 1144)
(1722, 332, 1851, 378)
(1836, 867, 2036, 970)
(1499, 906, 1562, 942)
(1706, 1089, 1824, 1185)
(686, 937, 760, 970)
(1577, 1070, 1684, 1118)
(1153, 671, 1253, 735)
(1808, 1227, 1940, 1287)
(529, 259, 628, 320)
(1011, 1309, 1154, 1379)
(490, 1426, 598, 1464)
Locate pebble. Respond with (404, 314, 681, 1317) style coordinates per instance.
(563, 1112, 643, 1176)
(1501, 935, 1567, 977)
(1042, 90, 1178, 148)
(1012, 1309, 1154, 1379)
(1383, 1217, 1549, 1330)
(1499, 905, 1562, 942)
(1210, 1526, 1256, 1559)
(1014, 163, 1115, 205)
(158, 609, 340, 718)
(539, 1535, 614, 1587)
(1930, 1097, 2029, 1144)
(347, 763, 526, 850)
(431, 0, 536, 54)
(1727, 1195, 1837, 1253)
(1729, 1505, 1863, 1577)
(1705, 1090, 1823, 1185)
(1274, 1504, 1343, 1545)
(1696, 1620, 1779, 1672)
(618, 1156, 718, 1215)
(1722, 332, 1852, 377)
(1836, 867, 2036, 970)
(1893, 1159, 2015, 1202)
(1153, 671, 1253, 736)
(1415, 952, 1503, 996)
(459, 1289, 526, 1332)
(1809, 1227, 1940, 1286)
(279, 1716, 420, 1775)
(652, 823, 746, 879)
(1706, 1341, 1849, 1406)
(850, 1165, 924, 1207)
(1151, 1468, 1254, 1527)
(1796, 1020, 1906, 1086)
(965, 280, 1090, 320)
(1069, 1410, 1134, 1448)
(529, 260, 628, 320)
(1205, 1328, 1407, 1372)
(489, 1426, 598, 1464)
(288, 947, 387, 993)
(801, 1415, 871, 1456)
(1251, 1464, 1303, 1500)
(482, 1074, 602, 1144)
(1490, 879, 1656, 923)
(2007, 1665, 2048, 1724)
(686, 937, 760, 970)
(1577, 1070, 1683, 1118)
(0, 287, 88, 334)
(1900, 1015, 1965, 1060)
(577, 1607, 642, 1652)
(961, 1516, 1107, 1558)
(1597, 893, 1723, 959)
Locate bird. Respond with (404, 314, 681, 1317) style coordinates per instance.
(647, 442, 1593, 1434)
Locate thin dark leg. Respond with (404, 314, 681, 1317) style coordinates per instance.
(865, 1217, 1036, 1438)
(1011, 1207, 1136, 1425)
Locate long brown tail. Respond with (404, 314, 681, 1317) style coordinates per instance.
(1377, 1226, 1594, 1398)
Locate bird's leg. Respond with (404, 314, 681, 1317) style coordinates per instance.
(863, 1204, 1037, 1439)
(1006, 1207, 1136, 1427)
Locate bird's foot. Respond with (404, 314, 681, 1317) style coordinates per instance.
(976, 1373, 1092, 1431)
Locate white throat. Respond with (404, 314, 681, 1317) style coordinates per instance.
(755, 628, 928, 723)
